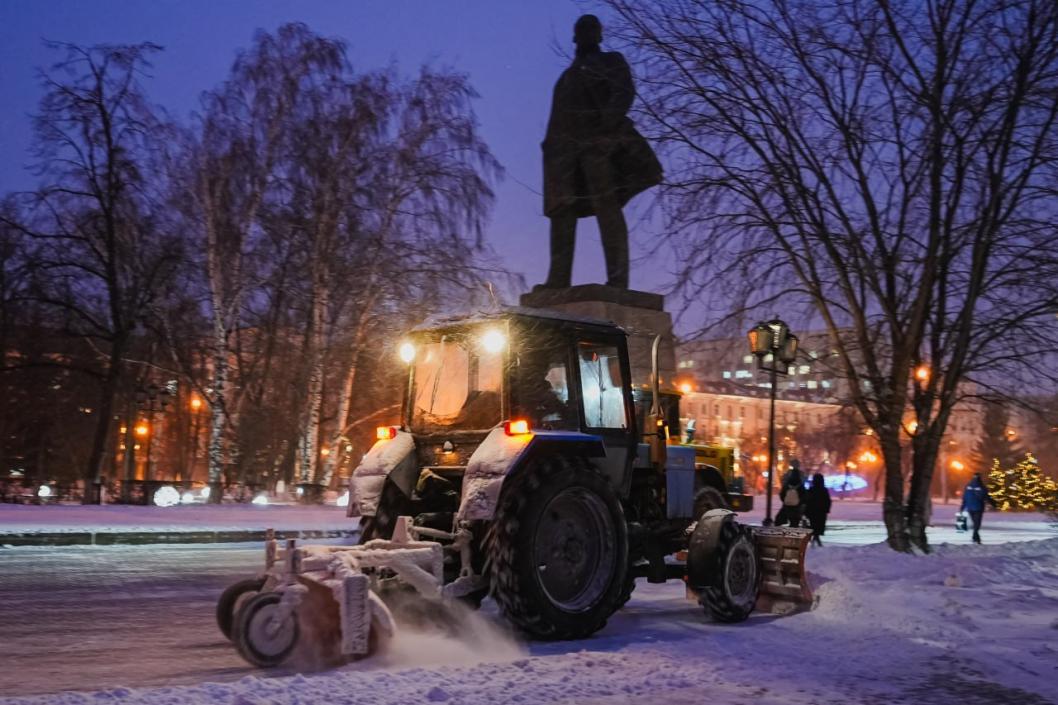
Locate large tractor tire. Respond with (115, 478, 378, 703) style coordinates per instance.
(487, 456, 629, 640)
(687, 511, 760, 623)
(233, 592, 300, 668)
(216, 577, 266, 641)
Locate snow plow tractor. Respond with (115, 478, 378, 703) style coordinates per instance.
(218, 307, 811, 668)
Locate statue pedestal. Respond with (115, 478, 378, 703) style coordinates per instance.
(520, 284, 677, 389)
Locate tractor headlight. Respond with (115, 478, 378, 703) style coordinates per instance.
(481, 329, 506, 354)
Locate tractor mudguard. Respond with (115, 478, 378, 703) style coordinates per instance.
(456, 428, 606, 522)
(348, 431, 417, 517)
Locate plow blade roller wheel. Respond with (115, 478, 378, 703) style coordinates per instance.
(751, 526, 813, 613)
(216, 577, 266, 641)
(233, 592, 300, 668)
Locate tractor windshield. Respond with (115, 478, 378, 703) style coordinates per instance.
(409, 329, 503, 433)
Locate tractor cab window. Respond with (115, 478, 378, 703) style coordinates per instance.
(578, 342, 628, 430)
(411, 334, 502, 433)
(512, 341, 577, 430)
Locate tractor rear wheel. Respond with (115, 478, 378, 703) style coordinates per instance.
(487, 456, 628, 640)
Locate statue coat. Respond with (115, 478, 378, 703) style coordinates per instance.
(543, 50, 662, 219)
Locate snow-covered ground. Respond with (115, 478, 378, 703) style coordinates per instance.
(2, 531, 1057, 704)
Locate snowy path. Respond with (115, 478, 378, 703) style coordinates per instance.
(2, 537, 1057, 704)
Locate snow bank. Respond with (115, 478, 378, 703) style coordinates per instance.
(0, 504, 352, 534)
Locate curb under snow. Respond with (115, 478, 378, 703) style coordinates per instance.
(0, 527, 357, 547)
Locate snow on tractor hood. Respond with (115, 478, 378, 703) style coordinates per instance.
(456, 427, 605, 522)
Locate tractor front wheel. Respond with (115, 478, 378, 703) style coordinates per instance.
(487, 456, 628, 640)
(689, 516, 760, 623)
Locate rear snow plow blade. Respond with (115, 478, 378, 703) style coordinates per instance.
(751, 526, 813, 614)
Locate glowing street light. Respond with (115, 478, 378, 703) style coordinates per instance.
(135, 424, 149, 437)
(950, 459, 965, 471)
(747, 318, 799, 526)
(914, 365, 930, 384)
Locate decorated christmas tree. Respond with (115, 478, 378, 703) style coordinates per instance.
(987, 452, 1058, 512)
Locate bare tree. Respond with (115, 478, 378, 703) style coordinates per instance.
(1, 43, 182, 502)
(178, 25, 346, 499)
(607, 0, 1058, 550)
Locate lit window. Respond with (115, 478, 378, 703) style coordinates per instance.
(821, 380, 832, 388)
(722, 370, 732, 379)
(734, 370, 753, 379)
(743, 354, 754, 364)
(807, 380, 818, 389)
(788, 366, 796, 375)
(798, 365, 810, 374)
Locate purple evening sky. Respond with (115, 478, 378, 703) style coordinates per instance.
(0, 0, 674, 304)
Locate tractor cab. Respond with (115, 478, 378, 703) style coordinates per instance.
(353, 308, 640, 533)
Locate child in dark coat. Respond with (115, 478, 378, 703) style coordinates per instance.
(804, 473, 832, 546)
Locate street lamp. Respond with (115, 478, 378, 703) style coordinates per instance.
(135, 383, 172, 484)
(747, 319, 799, 526)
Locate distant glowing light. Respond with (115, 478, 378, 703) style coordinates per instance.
(252, 493, 269, 506)
(135, 424, 149, 437)
(376, 426, 397, 441)
(481, 329, 507, 354)
(950, 459, 965, 471)
(398, 341, 416, 363)
(915, 365, 930, 383)
(200, 486, 211, 499)
(37, 485, 52, 498)
(320, 447, 330, 457)
(337, 491, 349, 507)
(190, 397, 202, 411)
(825, 474, 868, 492)
(296, 487, 305, 497)
(679, 383, 693, 395)
(153, 486, 180, 507)
(181, 492, 196, 505)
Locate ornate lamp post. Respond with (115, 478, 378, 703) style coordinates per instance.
(136, 383, 172, 483)
(747, 319, 799, 526)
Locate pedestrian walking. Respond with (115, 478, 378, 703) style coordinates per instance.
(804, 473, 832, 546)
(774, 459, 805, 527)
(959, 473, 998, 544)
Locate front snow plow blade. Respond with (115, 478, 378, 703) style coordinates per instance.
(221, 518, 485, 669)
(751, 526, 813, 614)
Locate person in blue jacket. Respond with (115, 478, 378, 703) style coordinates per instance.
(960, 473, 998, 544)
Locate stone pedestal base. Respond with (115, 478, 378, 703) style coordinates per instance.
(520, 284, 677, 389)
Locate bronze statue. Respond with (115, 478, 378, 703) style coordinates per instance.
(540, 14, 662, 290)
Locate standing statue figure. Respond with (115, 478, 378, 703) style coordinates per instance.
(540, 14, 662, 291)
